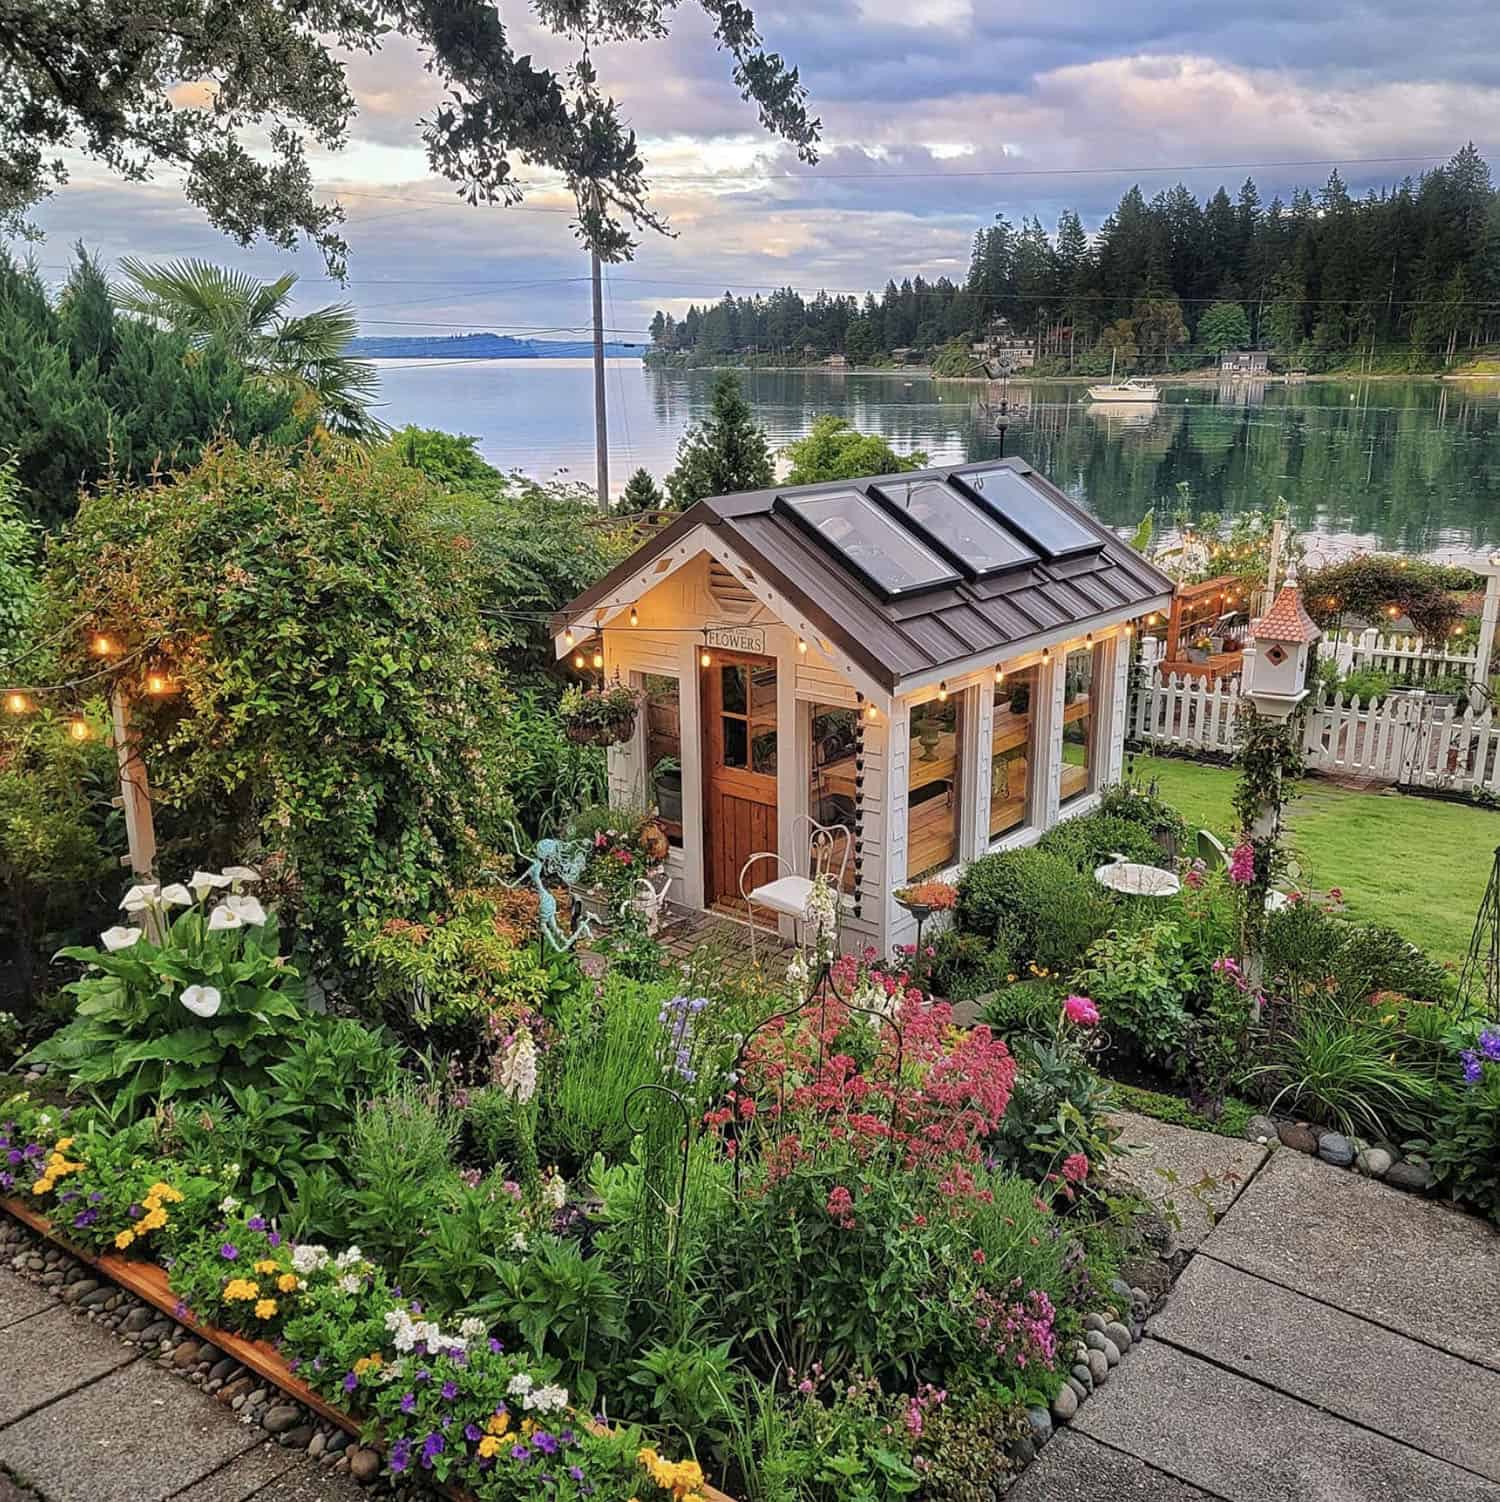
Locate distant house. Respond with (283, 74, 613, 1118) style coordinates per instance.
(824, 353, 848, 369)
(1220, 349, 1269, 375)
(890, 347, 915, 365)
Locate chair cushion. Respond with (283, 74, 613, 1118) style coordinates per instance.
(747, 875, 814, 916)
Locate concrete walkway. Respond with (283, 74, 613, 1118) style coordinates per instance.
(0, 1264, 360, 1502)
(1015, 1128, 1500, 1501)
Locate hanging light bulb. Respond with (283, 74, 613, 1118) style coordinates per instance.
(68, 717, 90, 741)
(1084, 632, 1094, 647)
(797, 637, 808, 655)
(564, 628, 575, 647)
(937, 681, 948, 702)
(629, 607, 639, 627)
(865, 703, 878, 721)
(700, 642, 712, 668)
(5, 691, 30, 714)
(592, 649, 604, 669)
(1124, 623, 1134, 638)
(90, 633, 117, 657)
(1042, 648, 1052, 664)
(145, 671, 173, 696)
(994, 665, 1005, 684)
(573, 652, 586, 670)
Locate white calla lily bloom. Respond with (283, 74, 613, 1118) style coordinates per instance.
(100, 925, 143, 952)
(189, 870, 232, 900)
(119, 883, 160, 912)
(222, 865, 260, 884)
(206, 904, 243, 932)
(158, 883, 193, 907)
(180, 984, 222, 1018)
(223, 893, 267, 926)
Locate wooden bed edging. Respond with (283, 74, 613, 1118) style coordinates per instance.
(1, 1196, 735, 1502)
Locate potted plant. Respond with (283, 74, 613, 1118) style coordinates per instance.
(893, 879, 959, 924)
(651, 755, 683, 823)
(916, 709, 942, 761)
(560, 680, 641, 747)
(1187, 633, 1213, 664)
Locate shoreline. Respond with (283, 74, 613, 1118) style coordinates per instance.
(640, 362, 1491, 385)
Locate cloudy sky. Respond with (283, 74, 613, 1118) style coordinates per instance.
(21, 0, 1500, 342)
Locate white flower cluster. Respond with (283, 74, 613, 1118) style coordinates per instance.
(383, 1306, 469, 1357)
(506, 1373, 569, 1413)
(803, 873, 839, 966)
(291, 1243, 331, 1274)
(497, 1026, 538, 1104)
(542, 1173, 567, 1211)
(459, 1317, 487, 1341)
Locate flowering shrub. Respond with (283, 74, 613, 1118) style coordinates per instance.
(24, 869, 311, 1118)
(1421, 1025, 1500, 1224)
(569, 805, 667, 914)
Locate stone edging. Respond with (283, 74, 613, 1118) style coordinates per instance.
(1241, 1113, 1437, 1192)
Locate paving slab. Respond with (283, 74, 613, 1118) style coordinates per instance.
(0, 1305, 138, 1427)
(0, 1358, 260, 1502)
(1007, 1429, 1221, 1501)
(168, 1444, 302, 1502)
(1205, 1145, 1500, 1371)
(1158, 1256, 1500, 1482)
(1105, 1109, 1267, 1250)
(0, 1268, 55, 1330)
(242, 1469, 368, 1502)
(1074, 1338, 1500, 1501)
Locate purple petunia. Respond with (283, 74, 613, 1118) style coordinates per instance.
(399, 1392, 416, 1414)
(343, 1371, 358, 1393)
(488, 1337, 503, 1354)
(420, 1433, 444, 1470)
(415, 1368, 430, 1384)
(510, 1444, 531, 1463)
(1461, 1050, 1483, 1083)
(128, 1203, 142, 1220)
(389, 1438, 412, 1475)
(73, 1208, 98, 1229)
(533, 1431, 558, 1456)
(441, 1380, 458, 1401)
(219, 1243, 238, 1260)
(89, 1191, 102, 1203)
(464, 1423, 482, 1443)
(267, 1231, 281, 1247)
(247, 1215, 266, 1231)
(4, 1149, 20, 1166)
(0, 1173, 14, 1191)
(569, 1466, 585, 1483)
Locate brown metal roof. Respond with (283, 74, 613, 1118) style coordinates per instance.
(555, 458, 1174, 692)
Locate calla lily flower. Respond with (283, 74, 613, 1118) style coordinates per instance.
(224, 893, 267, 926)
(189, 870, 232, 900)
(100, 926, 143, 952)
(119, 883, 160, 912)
(179, 984, 222, 1018)
(158, 884, 193, 907)
(222, 865, 260, 884)
(206, 905, 243, 932)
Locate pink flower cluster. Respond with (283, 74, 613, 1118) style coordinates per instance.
(1227, 841, 1256, 885)
(972, 1284, 1058, 1373)
(903, 1383, 948, 1439)
(1063, 993, 1099, 1027)
(825, 1184, 856, 1228)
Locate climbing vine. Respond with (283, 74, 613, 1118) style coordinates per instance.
(1300, 555, 1477, 640)
(1231, 707, 1306, 961)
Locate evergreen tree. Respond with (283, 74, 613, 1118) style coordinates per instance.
(781, 417, 927, 484)
(619, 467, 665, 513)
(1198, 301, 1252, 353)
(664, 373, 773, 509)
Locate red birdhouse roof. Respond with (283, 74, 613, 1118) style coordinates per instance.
(1252, 585, 1321, 644)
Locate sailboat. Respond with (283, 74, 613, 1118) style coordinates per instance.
(1087, 351, 1160, 403)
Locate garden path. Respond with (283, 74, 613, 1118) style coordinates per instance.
(0, 1262, 362, 1502)
(1013, 1133, 1500, 1501)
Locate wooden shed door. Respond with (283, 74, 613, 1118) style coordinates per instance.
(702, 654, 779, 907)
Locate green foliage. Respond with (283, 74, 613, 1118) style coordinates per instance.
(1265, 903, 1452, 1006)
(499, 689, 609, 839)
(956, 847, 1112, 972)
(25, 879, 312, 1118)
(986, 1037, 1120, 1188)
(665, 373, 775, 509)
(1038, 812, 1163, 873)
(977, 978, 1063, 1043)
(1302, 554, 1474, 639)
(1419, 1040, 1500, 1223)
(386, 426, 503, 491)
(620, 467, 665, 513)
(1104, 1078, 1257, 1138)
(780, 416, 928, 484)
(625, 1335, 741, 1458)
(1333, 667, 1396, 704)
(48, 443, 516, 976)
(0, 0, 817, 271)
(117, 258, 382, 439)
(1074, 924, 1194, 1068)
(0, 251, 307, 527)
(1197, 301, 1252, 353)
(0, 459, 38, 650)
(1098, 778, 1189, 855)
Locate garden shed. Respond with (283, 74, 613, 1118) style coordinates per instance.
(552, 458, 1173, 953)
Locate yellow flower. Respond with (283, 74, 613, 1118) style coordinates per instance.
(223, 1278, 260, 1302)
(139, 1208, 168, 1232)
(277, 1273, 298, 1293)
(115, 1229, 135, 1250)
(31, 1178, 53, 1196)
(477, 1436, 501, 1459)
(253, 1259, 279, 1275)
(143, 1195, 162, 1212)
(352, 1353, 383, 1378)
(54, 1137, 74, 1152)
(486, 1411, 511, 1437)
(254, 1299, 278, 1319)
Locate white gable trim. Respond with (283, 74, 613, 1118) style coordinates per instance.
(553, 524, 892, 706)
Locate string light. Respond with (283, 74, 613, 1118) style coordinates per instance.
(994, 665, 1005, 684)
(90, 634, 118, 657)
(1041, 648, 1052, 664)
(5, 691, 30, 714)
(865, 703, 878, 721)
(592, 649, 604, 669)
(68, 717, 90, 741)
(628, 607, 638, 627)
(700, 633, 712, 668)
(1084, 632, 1094, 647)
(573, 651, 586, 669)
(564, 628, 575, 647)
(1124, 623, 1134, 638)
(937, 681, 948, 702)
(797, 638, 807, 655)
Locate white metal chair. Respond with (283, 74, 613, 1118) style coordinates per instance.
(739, 816, 851, 966)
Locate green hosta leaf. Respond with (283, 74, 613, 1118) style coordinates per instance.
(116, 1029, 223, 1067)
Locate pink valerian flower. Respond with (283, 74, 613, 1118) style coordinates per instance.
(1061, 1152, 1089, 1184)
(1063, 994, 1099, 1027)
(825, 1184, 856, 1228)
(1227, 841, 1256, 885)
(1184, 859, 1207, 891)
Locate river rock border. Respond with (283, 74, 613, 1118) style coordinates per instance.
(1242, 1113, 1438, 1193)
(0, 1213, 402, 1493)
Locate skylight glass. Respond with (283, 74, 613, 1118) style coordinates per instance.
(778, 489, 960, 598)
(954, 466, 1104, 560)
(873, 477, 1038, 577)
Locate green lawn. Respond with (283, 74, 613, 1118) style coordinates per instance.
(1133, 753, 1498, 968)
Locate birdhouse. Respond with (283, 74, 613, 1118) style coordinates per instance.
(1245, 579, 1321, 719)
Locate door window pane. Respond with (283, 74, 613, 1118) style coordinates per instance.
(642, 673, 683, 848)
(1062, 647, 1098, 803)
(907, 691, 965, 880)
(722, 716, 748, 768)
(751, 727, 778, 775)
(808, 704, 858, 892)
(991, 665, 1037, 838)
(721, 665, 747, 713)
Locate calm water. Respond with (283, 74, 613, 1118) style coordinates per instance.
(373, 360, 1500, 559)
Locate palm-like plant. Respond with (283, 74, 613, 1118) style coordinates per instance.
(116, 258, 385, 440)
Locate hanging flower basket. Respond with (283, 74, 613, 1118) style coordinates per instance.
(559, 682, 641, 747)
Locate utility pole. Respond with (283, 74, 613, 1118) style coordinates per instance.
(591, 248, 609, 512)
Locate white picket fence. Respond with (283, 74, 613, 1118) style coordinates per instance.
(1132, 672, 1500, 795)
(1324, 626, 1479, 684)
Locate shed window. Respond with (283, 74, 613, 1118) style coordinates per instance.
(1061, 646, 1100, 804)
(642, 673, 683, 848)
(808, 703, 859, 893)
(906, 690, 965, 880)
(990, 665, 1038, 838)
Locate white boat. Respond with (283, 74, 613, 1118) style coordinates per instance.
(1086, 352, 1160, 403)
